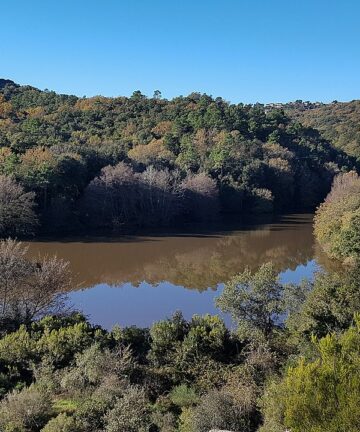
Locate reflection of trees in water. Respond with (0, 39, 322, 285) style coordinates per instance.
(137, 225, 315, 290)
(313, 242, 343, 274)
(26, 215, 324, 292)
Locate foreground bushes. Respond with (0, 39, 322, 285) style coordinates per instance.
(0, 312, 257, 432)
(0, 386, 52, 432)
(261, 317, 360, 432)
(1, 241, 360, 431)
(1, 303, 360, 431)
(315, 171, 360, 264)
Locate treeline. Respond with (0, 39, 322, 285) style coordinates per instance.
(83, 164, 218, 230)
(1, 240, 360, 431)
(0, 79, 357, 235)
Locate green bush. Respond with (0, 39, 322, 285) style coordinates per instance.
(216, 262, 284, 341)
(287, 269, 360, 338)
(190, 389, 251, 432)
(169, 384, 198, 408)
(104, 386, 151, 432)
(41, 413, 80, 432)
(74, 396, 111, 432)
(261, 316, 360, 432)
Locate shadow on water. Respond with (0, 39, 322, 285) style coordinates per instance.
(29, 213, 313, 243)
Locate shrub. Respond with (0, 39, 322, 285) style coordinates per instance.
(41, 413, 80, 432)
(60, 343, 133, 393)
(0, 386, 52, 432)
(74, 396, 111, 432)
(104, 386, 151, 432)
(216, 263, 284, 341)
(169, 384, 198, 408)
(151, 411, 177, 432)
(148, 311, 188, 366)
(261, 317, 360, 432)
(190, 389, 251, 432)
(178, 407, 195, 432)
(180, 314, 228, 363)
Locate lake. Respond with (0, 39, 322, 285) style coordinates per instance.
(25, 214, 327, 329)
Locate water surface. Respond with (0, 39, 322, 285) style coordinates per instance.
(26, 214, 324, 328)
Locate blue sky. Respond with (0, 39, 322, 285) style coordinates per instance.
(2, 0, 360, 103)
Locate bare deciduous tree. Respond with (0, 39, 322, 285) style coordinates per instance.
(83, 164, 220, 228)
(181, 172, 219, 221)
(83, 162, 138, 229)
(325, 170, 360, 204)
(137, 166, 182, 225)
(0, 239, 72, 330)
(0, 175, 38, 237)
(0, 239, 31, 318)
(83, 163, 185, 228)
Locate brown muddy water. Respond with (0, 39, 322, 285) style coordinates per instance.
(25, 214, 327, 328)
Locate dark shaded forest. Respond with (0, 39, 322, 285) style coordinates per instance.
(0, 79, 357, 236)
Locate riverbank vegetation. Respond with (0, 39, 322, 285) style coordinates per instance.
(0, 79, 357, 236)
(314, 171, 360, 265)
(0, 239, 360, 431)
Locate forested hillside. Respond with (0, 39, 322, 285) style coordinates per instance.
(285, 100, 360, 160)
(0, 79, 357, 235)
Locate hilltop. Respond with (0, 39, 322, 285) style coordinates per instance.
(283, 100, 360, 160)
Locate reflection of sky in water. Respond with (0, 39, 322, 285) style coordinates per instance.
(280, 259, 318, 284)
(69, 259, 319, 329)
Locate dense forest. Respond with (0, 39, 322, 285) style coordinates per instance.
(286, 100, 360, 160)
(1, 239, 360, 432)
(0, 79, 358, 236)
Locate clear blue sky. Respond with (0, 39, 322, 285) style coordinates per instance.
(2, 0, 360, 103)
